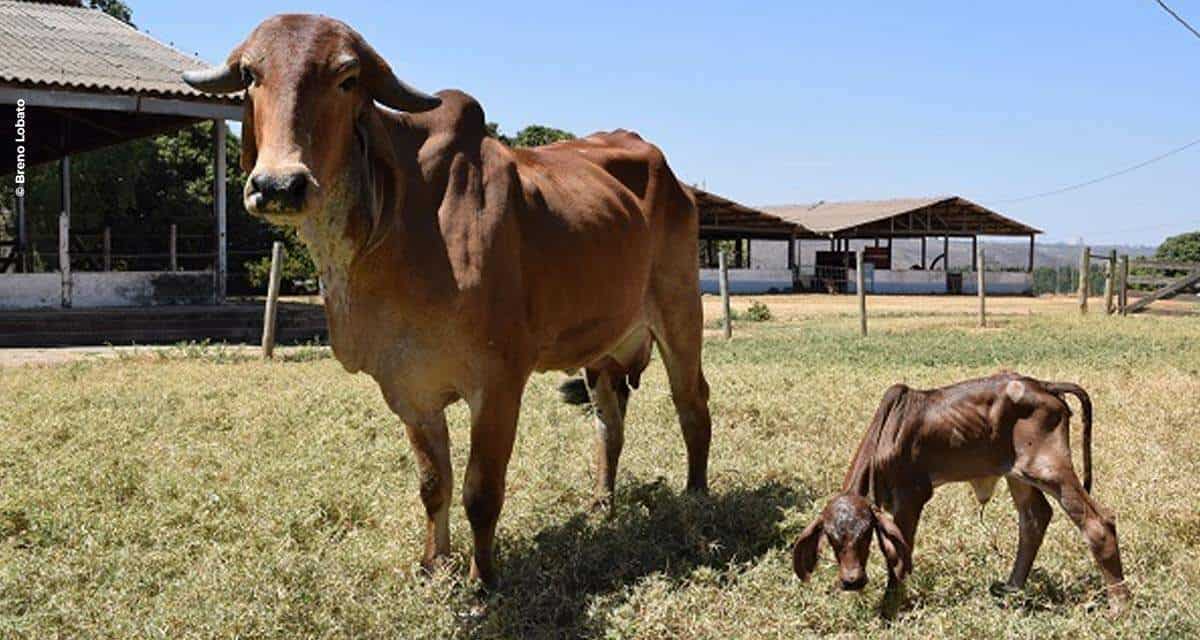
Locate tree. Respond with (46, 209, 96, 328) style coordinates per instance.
(486, 123, 575, 148)
(511, 125, 575, 148)
(1155, 231, 1200, 264)
(88, 0, 134, 26)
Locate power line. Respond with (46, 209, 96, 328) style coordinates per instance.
(1155, 0, 1200, 41)
(988, 136, 1200, 205)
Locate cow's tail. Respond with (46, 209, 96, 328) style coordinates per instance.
(559, 377, 591, 406)
(1045, 382, 1093, 493)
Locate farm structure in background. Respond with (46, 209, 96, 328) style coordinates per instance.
(0, 1, 327, 347)
(692, 190, 1042, 295)
(0, 0, 240, 309)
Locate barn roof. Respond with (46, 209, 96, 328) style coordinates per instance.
(0, 0, 238, 103)
(690, 187, 810, 239)
(762, 196, 1041, 237)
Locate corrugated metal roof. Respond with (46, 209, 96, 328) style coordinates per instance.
(762, 197, 1041, 236)
(0, 0, 240, 103)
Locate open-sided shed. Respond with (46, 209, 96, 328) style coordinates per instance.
(1, 0, 242, 309)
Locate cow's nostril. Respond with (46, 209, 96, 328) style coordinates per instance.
(281, 173, 307, 202)
(249, 173, 270, 194)
(249, 171, 308, 212)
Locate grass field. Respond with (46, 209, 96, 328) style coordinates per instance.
(1, 295, 1198, 638)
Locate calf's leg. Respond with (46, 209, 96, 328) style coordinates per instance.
(1004, 477, 1052, 591)
(1020, 464, 1130, 611)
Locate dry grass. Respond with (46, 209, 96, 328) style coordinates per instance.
(1, 296, 1198, 638)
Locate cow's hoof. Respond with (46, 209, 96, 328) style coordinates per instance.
(988, 581, 1022, 598)
(589, 495, 614, 513)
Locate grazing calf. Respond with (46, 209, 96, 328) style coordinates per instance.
(792, 373, 1130, 612)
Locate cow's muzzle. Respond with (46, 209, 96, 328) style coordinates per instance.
(246, 167, 311, 215)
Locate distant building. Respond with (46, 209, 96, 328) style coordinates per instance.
(693, 190, 1041, 295)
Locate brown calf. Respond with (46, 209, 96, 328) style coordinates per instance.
(792, 373, 1130, 613)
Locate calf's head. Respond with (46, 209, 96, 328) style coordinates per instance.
(182, 14, 440, 220)
(792, 493, 910, 591)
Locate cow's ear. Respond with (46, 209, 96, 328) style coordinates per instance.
(239, 99, 257, 174)
(873, 507, 911, 581)
(792, 518, 823, 582)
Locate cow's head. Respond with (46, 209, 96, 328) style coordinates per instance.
(792, 493, 910, 591)
(182, 14, 440, 219)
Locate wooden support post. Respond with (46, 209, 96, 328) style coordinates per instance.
(920, 236, 927, 269)
(262, 241, 285, 359)
(786, 236, 795, 270)
(102, 226, 111, 271)
(1028, 234, 1036, 272)
(169, 224, 178, 271)
(214, 119, 228, 304)
(971, 236, 978, 273)
(59, 156, 71, 308)
(1117, 255, 1129, 315)
(943, 235, 949, 270)
(718, 250, 732, 340)
(1104, 249, 1117, 314)
(855, 246, 867, 336)
(977, 247, 986, 328)
(1078, 246, 1090, 315)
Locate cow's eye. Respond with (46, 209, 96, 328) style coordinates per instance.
(241, 67, 257, 87)
(339, 75, 359, 92)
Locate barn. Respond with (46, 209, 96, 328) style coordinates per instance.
(694, 189, 1042, 295)
(1, 0, 240, 309)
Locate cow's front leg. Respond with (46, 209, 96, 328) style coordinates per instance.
(403, 411, 453, 572)
(462, 382, 524, 588)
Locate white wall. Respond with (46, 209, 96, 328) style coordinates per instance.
(1, 273, 61, 309)
(2, 271, 215, 309)
(699, 268, 794, 294)
(962, 271, 1033, 295)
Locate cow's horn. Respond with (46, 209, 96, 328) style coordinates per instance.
(182, 64, 244, 94)
(372, 73, 441, 113)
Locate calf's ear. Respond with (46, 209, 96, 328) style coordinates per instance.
(873, 507, 911, 581)
(792, 518, 823, 582)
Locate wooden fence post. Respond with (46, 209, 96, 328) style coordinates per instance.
(102, 226, 111, 271)
(1078, 246, 1090, 315)
(718, 250, 732, 340)
(261, 241, 285, 359)
(856, 246, 867, 336)
(59, 210, 71, 308)
(977, 247, 986, 328)
(169, 224, 178, 271)
(1104, 249, 1116, 314)
(1113, 254, 1123, 314)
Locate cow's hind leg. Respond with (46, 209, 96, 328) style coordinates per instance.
(587, 369, 630, 509)
(1003, 477, 1052, 592)
(649, 291, 711, 494)
(403, 411, 453, 571)
(462, 382, 525, 588)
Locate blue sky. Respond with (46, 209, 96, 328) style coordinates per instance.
(137, 1, 1199, 245)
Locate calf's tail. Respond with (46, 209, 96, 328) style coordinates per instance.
(1045, 382, 1093, 493)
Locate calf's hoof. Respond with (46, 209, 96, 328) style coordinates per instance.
(1105, 584, 1131, 618)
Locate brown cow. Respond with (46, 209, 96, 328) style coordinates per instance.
(183, 14, 712, 587)
(792, 373, 1130, 613)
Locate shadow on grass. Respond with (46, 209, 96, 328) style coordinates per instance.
(465, 478, 810, 639)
